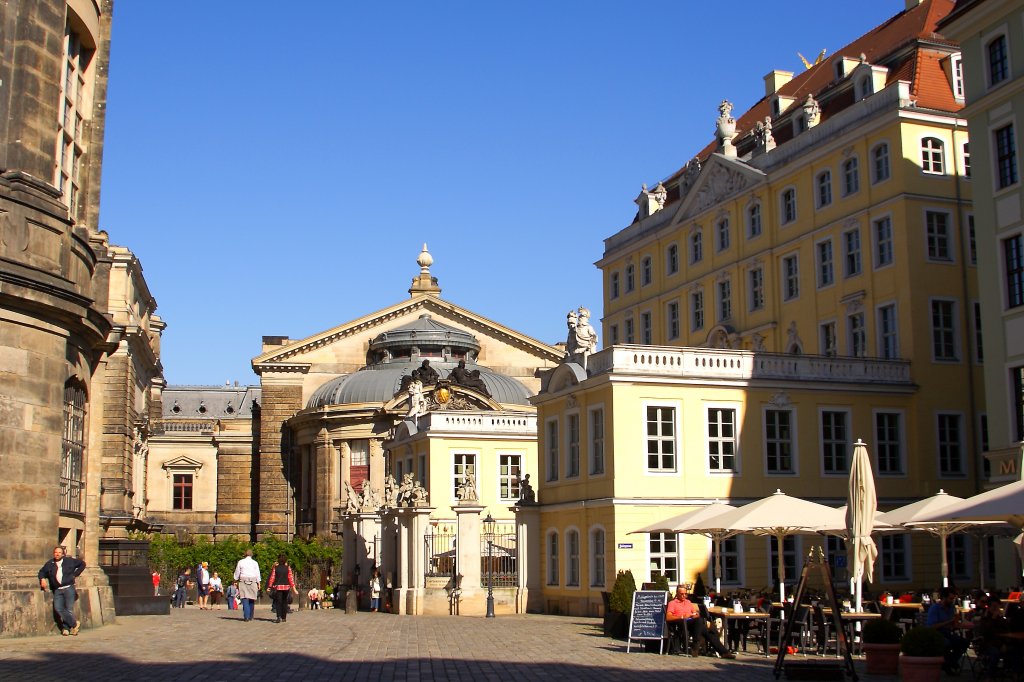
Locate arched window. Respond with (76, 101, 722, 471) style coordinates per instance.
(842, 157, 860, 195)
(547, 531, 559, 585)
(872, 143, 890, 183)
(625, 264, 635, 292)
(641, 256, 652, 286)
(61, 380, 87, 514)
(747, 202, 762, 238)
(921, 137, 944, 174)
(666, 244, 679, 275)
(816, 170, 832, 208)
(781, 188, 797, 224)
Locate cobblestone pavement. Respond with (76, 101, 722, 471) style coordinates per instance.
(0, 605, 909, 682)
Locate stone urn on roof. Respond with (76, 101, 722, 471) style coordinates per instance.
(715, 99, 738, 158)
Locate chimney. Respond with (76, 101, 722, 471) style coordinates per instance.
(764, 70, 794, 97)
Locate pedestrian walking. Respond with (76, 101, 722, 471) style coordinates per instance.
(267, 554, 298, 623)
(37, 546, 87, 636)
(225, 581, 239, 610)
(232, 549, 261, 621)
(196, 561, 211, 610)
(209, 571, 223, 607)
(173, 567, 191, 608)
(151, 570, 161, 596)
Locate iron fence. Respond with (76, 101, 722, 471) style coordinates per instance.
(481, 531, 517, 588)
(424, 530, 457, 579)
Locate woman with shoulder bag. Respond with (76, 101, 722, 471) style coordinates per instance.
(267, 554, 298, 623)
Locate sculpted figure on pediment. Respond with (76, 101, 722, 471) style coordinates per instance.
(694, 164, 748, 213)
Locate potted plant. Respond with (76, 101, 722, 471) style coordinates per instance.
(603, 569, 636, 639)
(899, 626, 946, 682)
(862, 618, 903, 675)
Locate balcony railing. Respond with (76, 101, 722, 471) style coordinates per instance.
(587, 345, 912, 385)
(151, 419, 216, 435)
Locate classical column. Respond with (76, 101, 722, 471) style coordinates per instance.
(513, 503, 542, 614)
(453, 503, 485, 616)
(314, 428, 333, 535)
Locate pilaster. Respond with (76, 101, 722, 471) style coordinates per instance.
(513, 503, 542, 614)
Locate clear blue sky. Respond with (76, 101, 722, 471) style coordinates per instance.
(100, 1, 901, 386)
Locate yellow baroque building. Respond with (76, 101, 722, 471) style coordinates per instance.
(533, 0, 993, 617)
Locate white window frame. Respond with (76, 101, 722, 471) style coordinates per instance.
(644, 402, 680, 475)
(666, 300, 680, 340)
(717, 217, 731, 252)
(719, 535, 746, 587)
(748, 267, 765, 311)
(706, 402, 740, 475)
(921, 136, 945, 175)
(648, 532, 679, 584)
(566, 411, 580, 479)
(764, 406, 797, 476)
(589, 526, 607, 588)
(816, 169, 833, 208)
(842, 156, 860, 196)
(880, 534, 912, 582)
(816, 237, 835, 288)
(782, 253, 800, 301)
(872, 214, 894, 269)
(820, 320, 838, 357)
(993, 121, 1019, 191)
(625, 263, 635, 292)
(690, 229, 703, 264)
(925, 210, 954, 262)
(667, 243, 679, 275)
(848, 311, 866, 358)
(546, 530, 560, 585)
(873, 409, 906, 476)
(768, 535, 802, 587)
(950, 52, 964, 100)
(640, 310, 652, 344)
(747, 201, 763, 238)
(718, 279, 732, 322)
(876, 301, 899, 360)
(452, 452, 478, 501)
(871, 142, 891, 184)
(843, 227, 862, 277)
(610, 271, 620, 299)
(691, 288, 704, 331)
(641, 255, 652, 287)
(498, 452, 522, 501)
(930, 297, 960, 362)
(780, 187, 797, 224)
(545, 418, 559, 482)
(625, 317, 635, 344)
(565, 527, 581, 588)
(588, 405, 605, 476)
(819, 407, 851, 476)
(937, 411, 966, 477)
(983, 27, 1011, 90)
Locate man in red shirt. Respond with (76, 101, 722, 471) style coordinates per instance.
(666, 585, 735, 658)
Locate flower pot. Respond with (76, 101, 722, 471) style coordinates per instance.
(864, 643, 900, 675)
(899, 655, 943, 682)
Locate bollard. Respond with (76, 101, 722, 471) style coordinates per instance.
(345, 589, 358, 614)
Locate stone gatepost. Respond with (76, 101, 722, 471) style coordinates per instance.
(513, 503, 542, 614)
(394, 506, 433, 615)
(342, 512, 382, 609)
(378, 508, 399, 612)
(453, 503, 485, 616)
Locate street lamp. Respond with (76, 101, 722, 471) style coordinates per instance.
(483, 512, 495, 618)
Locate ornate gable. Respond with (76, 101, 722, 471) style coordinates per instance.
(671, 154, 767, 223)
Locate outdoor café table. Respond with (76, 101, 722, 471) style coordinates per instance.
(822, 610, 882, 656)
(708, 606, 770, 655)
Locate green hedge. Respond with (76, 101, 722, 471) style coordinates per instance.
(146, 534, 343, 586)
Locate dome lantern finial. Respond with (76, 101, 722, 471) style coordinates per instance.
(417, 243, 433, 274)
(409, 243, 442, 297)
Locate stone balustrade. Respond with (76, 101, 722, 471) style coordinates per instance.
(417, 412, 537, 435)
(587, 345, 911, 384)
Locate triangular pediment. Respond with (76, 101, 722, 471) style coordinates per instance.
(253, 294, 562, 370)
(670, 154, 767, 223)
(161, 455, 203, 470)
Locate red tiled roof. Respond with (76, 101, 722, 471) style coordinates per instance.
(667, 0, 959, 186)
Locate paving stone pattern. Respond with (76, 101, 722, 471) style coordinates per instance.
(0, 605, 911, 682)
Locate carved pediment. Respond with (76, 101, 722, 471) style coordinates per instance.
(674, 155, 767, 223)
(161, 456, 204, 478)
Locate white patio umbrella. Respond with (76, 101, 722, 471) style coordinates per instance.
(694, 490, 845, 602)
(916, 480, 1024, 529)
(631, 502, 739, 594)
(846, 440, 877, 613)
(878, 489, 999, 588)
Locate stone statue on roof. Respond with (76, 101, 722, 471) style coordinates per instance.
(566, 306, 598, 370)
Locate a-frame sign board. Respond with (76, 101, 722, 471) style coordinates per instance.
(772, 547, 857, 682)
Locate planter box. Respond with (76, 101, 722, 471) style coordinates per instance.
(864, 643, 900, 675)
(899, 655, 943, 682)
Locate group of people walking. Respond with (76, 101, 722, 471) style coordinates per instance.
(171, 563, 229, 609)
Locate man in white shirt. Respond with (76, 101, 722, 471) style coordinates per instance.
(233, 549, 261, 622)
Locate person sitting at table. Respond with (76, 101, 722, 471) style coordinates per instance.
(973, 599, 1020, 676)
(666, 584, 736, 659)
(926, 587, 970, 675)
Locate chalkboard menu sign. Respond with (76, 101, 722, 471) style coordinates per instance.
(626, 590, 667, 652)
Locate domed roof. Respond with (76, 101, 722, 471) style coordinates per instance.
(307, 360, 532, 408)
(307, 314, 531, 409)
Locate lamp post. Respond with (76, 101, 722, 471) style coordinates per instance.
(484, 512, 495, 618)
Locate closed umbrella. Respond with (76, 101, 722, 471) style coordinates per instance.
(697, 490, 845, 602)
(631, 502, 738, 594)
(846, 440, 877, 613)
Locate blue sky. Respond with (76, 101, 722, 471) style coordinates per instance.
(100, 1, 900, 385)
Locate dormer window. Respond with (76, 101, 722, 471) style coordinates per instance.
(835, 61, 845, 80)
(772, 98, 780, 116)
(856, 75, 872, 100)
(950, 53, 964, 100)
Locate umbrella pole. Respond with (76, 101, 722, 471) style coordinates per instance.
(714, 534, 722, 595)
(940, 531, 949, 589)
(855, 569, 863, 613)
(777, 534, 787, 603)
